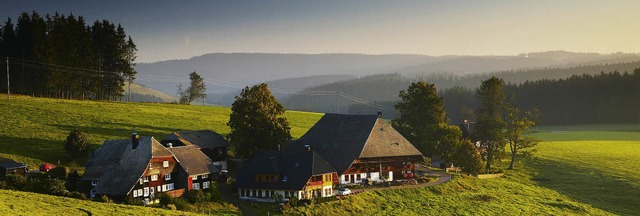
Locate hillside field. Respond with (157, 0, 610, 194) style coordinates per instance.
(1, 95, 638, 215)
(285, 126, 640, 215)
(0, 95, 323, 168)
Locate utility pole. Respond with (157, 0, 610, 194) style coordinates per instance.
(127, 76, 132, 102)
(6, 57, 9, 99)
(335, 91, 339, 114)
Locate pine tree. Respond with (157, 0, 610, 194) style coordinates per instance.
(475, 77, 506, 171)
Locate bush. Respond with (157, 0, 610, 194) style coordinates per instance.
(29, 178, 67, 196)
(159, 193, 172, 206)
(97, 195, 112, 203)
(171, 198, 192, 211)
(4, 174, 27, 190)
(0, 180, 7, 189)
(187, 190, 207, 203)
(66, 191, 87, 200)
(124, 196, 141, 205)
(49, 166, 69, 179)
(289, 197, 300, 207)
(65, 129, 89, 159)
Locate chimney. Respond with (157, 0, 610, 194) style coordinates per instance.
(377, 110, 382, 118)
(304, 144, 311, 152)
(131, 132, 140, 150)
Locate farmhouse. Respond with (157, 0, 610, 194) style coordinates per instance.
(292, 113, 424, 185)
(167, 145, 217, 191)
(0, 161, 28, 177)
(161, 130, 229, 171)
(81, 134, 181, 202)
(236, 149, 338, 202)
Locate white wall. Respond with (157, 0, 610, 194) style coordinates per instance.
(340, 171, 393, 184)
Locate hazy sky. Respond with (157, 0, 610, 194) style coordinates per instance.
(2, 0, 639, 63)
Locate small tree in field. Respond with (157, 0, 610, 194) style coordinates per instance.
(453, 140, 484, 175)
(505, 103, 538, 170)
(177, 71, 206, 104)
(64, 129, 89, 159)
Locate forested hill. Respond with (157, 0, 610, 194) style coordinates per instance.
(282, 61, 640, 116)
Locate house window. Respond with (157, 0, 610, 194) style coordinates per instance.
(192, 183, 200, 190)
(203, 181, 210, 189)
(258, 190, 263, 197)
(157, 186, 161, 192)
(240, 189, 245, 197)
(143, 188, 149, 197)
(168, 183, 174, 190)
(356, 174, 361, 180)
(137, 189, 142, 196)
(202, 173, 208, 179)
(162, 185, 167, 192)
(252, 190, 256, 197)
(344, 175, 349, 181)
(143, 176, 149, 182)
(149, 163, 153, 169)
(150, 187, 155, 195)
(285, 191, 290, 198)
(163, 160, 169, 168)
(90, 190, 95, 198)
(133, 189, 138, 197)
(165, 173, 171, 180)
(91, 180, 98, 186)
(151, 175, 158, 181)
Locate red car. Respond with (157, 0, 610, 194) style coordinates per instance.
(39, 163, 56, 172)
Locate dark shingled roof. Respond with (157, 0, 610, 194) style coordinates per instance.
(83, 136, 173, 196)
(292, 114, 423, 174)
(168, 145, 218, 176)
(161, 130, 229, 149)
(236, 150, 335, 190)
(0, 162, 27, 169)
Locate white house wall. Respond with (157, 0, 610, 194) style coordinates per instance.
(340, 171, 393, 185)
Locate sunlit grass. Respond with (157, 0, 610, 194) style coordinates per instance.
(0, 94, 322, 168)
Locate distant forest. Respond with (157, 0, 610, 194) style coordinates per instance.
(284, 63, 640, 125)
(0, 12, 136, 100)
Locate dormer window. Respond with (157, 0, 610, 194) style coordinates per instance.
(163, 161, 169, 168)
(91, 180, 98, 186)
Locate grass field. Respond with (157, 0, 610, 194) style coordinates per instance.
(0, 189, 208, 216)
(285, 125, 640, 215)
(0, 95, 322, 167)
(2, 95, 639, 215)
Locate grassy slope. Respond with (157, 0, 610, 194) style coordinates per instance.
(0, 189, 204, 216)
(0, 95, 322, 167)
(530, 128, 640, 215)
(128, 83, 177, 102)
(286, 125, 640, 215)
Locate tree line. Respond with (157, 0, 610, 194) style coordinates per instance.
(444, 68, 640, 125)
(0, 11, 137, 100)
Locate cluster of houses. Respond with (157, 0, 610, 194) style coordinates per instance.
(78, 113, 426, 204)
(79, 130, 228, 204)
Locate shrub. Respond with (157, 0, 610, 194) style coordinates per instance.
(187, 190, 207, 203)
(124, 196, 141, 205)
(159, 193, 172, 206)
(0, 180, 7, 189)
(65, 129, 90, 159)
(289, 197, 299, 207)
(171, 198, 192, 211)
(4, 174, 27, 190)
(66, 191, 87, 200)
(97, 195, 112, 203)
(29, 178, 67, 196)
(49, 166, 69, 179)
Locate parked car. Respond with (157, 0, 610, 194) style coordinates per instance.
(337, 188, 351, 196)
(39, 163, 56, 172)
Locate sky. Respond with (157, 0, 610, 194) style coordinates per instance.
(2, 0, 639, 63)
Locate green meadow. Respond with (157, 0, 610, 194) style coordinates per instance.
(285, 126, 640, 215)
(1, 95, 639, 215)
(0, 95, 322, 167)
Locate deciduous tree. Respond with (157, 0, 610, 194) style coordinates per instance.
(64, 129, 89, 159)
(177, 71, 206, 104)
(227, 83, 291, 158)
(505, 102, 537, 170)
